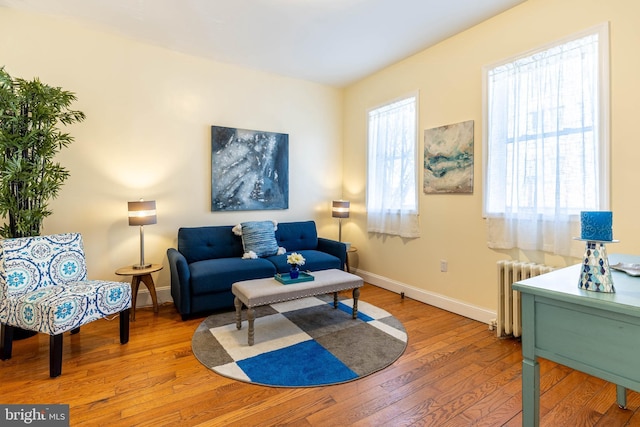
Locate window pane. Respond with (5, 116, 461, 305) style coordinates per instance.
(485, 30, 605, 217)
(366, 94, 420, 237)
(483, 24, 609, 256)
(367, 96, 417, 212)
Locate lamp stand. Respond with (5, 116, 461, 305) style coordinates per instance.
(338, 218, 343, 242)
(133, 225, 151, 269)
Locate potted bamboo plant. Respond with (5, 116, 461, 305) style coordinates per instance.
(0, 67, 85, 238)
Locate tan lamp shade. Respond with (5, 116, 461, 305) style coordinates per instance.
(332, 200, 350, 219)
(128, 200, 157, 226)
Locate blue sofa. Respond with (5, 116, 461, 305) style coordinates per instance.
(167, 220, 347, 319)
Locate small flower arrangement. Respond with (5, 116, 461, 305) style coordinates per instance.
(287, 252, 306, 266)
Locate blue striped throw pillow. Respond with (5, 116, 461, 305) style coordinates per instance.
(241, 221, 279, 257)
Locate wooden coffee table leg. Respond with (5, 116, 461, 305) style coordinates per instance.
(234, 297, 242, 330)
(352, 287, 360, 319)
(333, 292, 338, 308)
(247, 307, 255, 346)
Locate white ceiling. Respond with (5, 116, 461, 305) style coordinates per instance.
(0, 0, 526, 87)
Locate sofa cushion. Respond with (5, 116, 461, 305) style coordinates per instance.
(275, 221, 318, 252)
(189, 257, 276, 296)
(178, 226, 243, 264)
(239, 221, 280, 257)
(266, 250, 341, 274)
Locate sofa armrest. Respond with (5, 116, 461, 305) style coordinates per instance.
(167, 248, 191, 318)
(317, 238, 347, 271)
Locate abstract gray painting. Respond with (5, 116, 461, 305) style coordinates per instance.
(211, 126, 288, 211)
(424, 120, 474, 194)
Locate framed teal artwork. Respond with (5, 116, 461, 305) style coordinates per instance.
(423, 120, 474, 194)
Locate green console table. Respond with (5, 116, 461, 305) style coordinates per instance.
(513, 254, 640, 427)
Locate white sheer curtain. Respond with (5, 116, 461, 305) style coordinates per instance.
(484, 26, 608, 257)
(367, 95, 420, 238)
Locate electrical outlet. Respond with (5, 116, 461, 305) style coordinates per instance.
(440, 260, 448, 272)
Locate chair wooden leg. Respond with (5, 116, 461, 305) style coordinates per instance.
(120, 308, 130, 344)
(70, 327, 80, 335)
(1, 324, 14, 360)
(50, 334, 63, 378)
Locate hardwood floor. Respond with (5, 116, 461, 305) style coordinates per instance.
(2, 284, 640, 426)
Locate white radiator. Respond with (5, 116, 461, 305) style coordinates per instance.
(496, 261, 554, 338)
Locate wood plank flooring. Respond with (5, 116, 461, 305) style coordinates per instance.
(2, 283, 640, 426)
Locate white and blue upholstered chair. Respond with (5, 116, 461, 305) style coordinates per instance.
(0, 233, 131, 377)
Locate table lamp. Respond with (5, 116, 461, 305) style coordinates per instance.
(128, 199, 157, 269)
(332, 200, 350, 242)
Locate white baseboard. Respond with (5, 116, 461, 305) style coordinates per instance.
(354, 268, 496, 325)
(133, 286, 173, 309)
(135, 273, 496, 325)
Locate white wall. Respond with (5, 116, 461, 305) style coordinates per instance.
(343, 0, 640, 322)
(0, 8, 344, 302)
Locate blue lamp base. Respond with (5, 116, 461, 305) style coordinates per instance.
(578, 240, 615, 293)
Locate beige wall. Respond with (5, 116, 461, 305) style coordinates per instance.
(2, 0, 640, 321)
(343, 0, 640, 321)
(0, 8, 344, 298)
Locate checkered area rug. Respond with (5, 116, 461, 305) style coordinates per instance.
(191, 296, 407, 387)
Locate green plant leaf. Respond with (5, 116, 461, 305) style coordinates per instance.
(0, 67, 85, 238)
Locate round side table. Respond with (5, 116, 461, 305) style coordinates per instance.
(346, 246, 358, 272)
(115, 264, 163, 321)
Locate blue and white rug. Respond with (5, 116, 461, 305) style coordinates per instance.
(191, 296, 407, 387)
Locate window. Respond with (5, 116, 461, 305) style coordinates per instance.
(483, 24, 609, 256)
(367, 93, 420, 238)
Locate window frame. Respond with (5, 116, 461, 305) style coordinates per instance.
(481, 23, 610, 218)
(366, 91, 420, 215)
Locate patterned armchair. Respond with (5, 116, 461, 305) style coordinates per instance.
(0, 233, 131, 377)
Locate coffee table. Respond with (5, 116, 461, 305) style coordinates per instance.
(232, 269, 364, 345)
